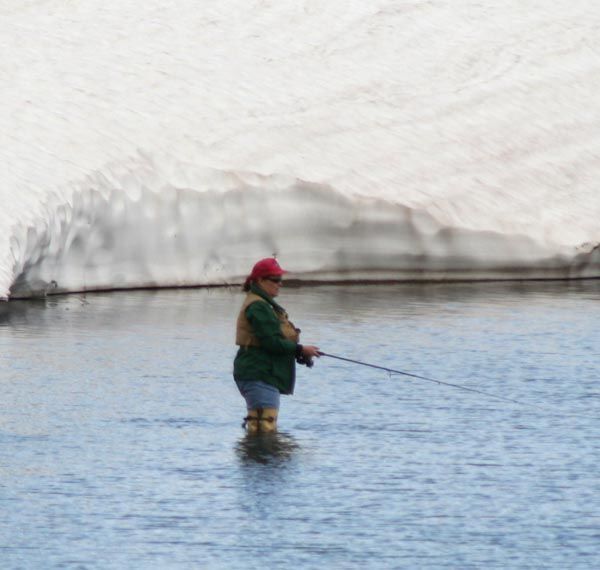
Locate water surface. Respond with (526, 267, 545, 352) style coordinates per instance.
(1, 282, 599, 569)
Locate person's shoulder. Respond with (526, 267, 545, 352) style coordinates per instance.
(245, 297, 275, 318)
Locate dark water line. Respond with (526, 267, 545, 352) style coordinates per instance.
(4, 275, 600, 301)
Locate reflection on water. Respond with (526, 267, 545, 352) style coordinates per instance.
(235, 432, 300, 466)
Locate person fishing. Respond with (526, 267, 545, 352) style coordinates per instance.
(234, 257, 321, 433)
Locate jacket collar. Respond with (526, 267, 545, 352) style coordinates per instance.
(250, 282, 284, 313)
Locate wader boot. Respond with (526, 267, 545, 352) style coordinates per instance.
(243, 408, 278, 434)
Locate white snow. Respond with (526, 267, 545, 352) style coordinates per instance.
(1, 0, 600, 299)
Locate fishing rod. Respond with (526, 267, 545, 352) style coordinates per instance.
(318, 351, 562, 415)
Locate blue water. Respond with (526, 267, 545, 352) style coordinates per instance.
(1, 282, 599, 569)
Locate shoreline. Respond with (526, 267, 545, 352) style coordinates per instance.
(4, 274, 600, 302)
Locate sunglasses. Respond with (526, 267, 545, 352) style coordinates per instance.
(265, 277, 283, 284)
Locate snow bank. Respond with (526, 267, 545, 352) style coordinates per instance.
(2, 1, 600, 298)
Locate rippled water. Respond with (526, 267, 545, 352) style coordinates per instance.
(1, 282, 599, 569)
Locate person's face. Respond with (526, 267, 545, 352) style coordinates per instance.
(258, 275, 283, 297)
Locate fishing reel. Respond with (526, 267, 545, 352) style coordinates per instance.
(296, 354, 314, 368)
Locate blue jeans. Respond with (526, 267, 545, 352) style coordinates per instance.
(235, 379, 281, 410)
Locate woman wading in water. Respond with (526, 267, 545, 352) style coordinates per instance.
(234, 258, 320, 433)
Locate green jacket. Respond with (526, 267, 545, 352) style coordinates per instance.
(233, 284, 299, 394)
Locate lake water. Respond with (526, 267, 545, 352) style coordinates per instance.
(1, 282, 599, 569)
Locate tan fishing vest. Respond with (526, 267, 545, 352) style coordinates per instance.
(236, 293, 300, 348)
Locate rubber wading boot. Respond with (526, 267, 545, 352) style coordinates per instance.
(243, 408, 278, 433)
(259, 408, 278, 433)
(243, 410, 260, 434)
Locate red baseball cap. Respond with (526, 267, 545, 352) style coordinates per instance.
(249, 257, 288, 280)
